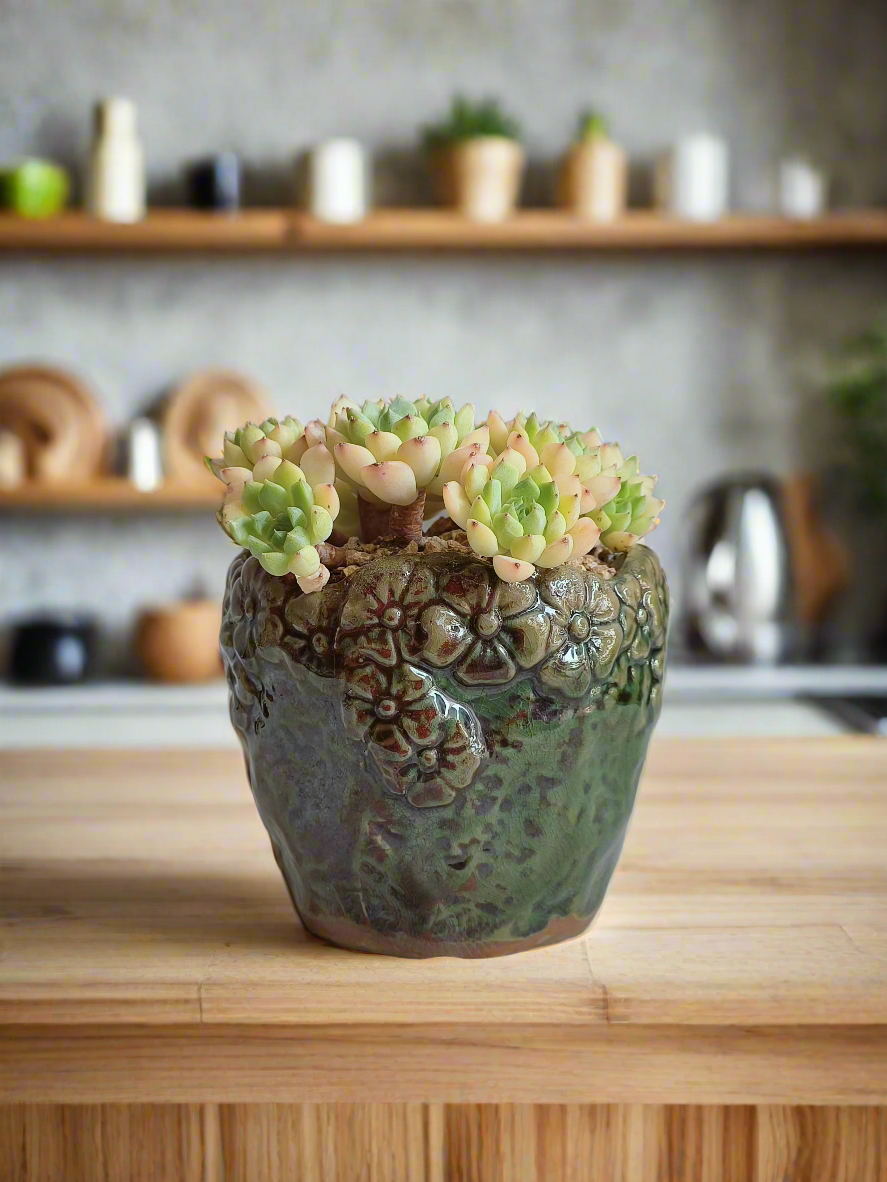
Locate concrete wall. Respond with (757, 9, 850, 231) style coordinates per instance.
(2, 0, 886, 668)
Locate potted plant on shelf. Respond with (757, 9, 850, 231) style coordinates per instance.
(557, 110, 627, 221)
(422, 96, 524, 222)
(208, 397, 667, 958)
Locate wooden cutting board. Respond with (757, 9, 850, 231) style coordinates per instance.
(162, 369, 270, 484)
(0, 363, 106, 481)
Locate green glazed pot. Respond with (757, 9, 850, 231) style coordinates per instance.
(221, 545, 668, 958)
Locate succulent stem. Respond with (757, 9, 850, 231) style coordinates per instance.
(388, 492, 427, 543)
(358, 496, 392, 542)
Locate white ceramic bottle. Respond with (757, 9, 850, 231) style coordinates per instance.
(87, 98, 146, 223)
(306, 138, 368, 223)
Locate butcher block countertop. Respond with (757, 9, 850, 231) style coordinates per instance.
(3, 739, 887, 1109)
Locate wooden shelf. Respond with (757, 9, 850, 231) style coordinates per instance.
(1, 209, 887, 253)
(0, 479, 219, 510)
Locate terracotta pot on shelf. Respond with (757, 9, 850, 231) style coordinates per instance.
(430, 138, 525, 222)
(135, 599, 223, 683)
(558, 136, 627, 221)
(221, 545, 668, 959)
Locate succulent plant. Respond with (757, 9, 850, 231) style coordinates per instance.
(442, 425, 663, 581)
(209, 399, 663, 590)
(325, 395, 487, 537)
(207, 426, 342, 593)
(422, 96, 522, 149)
(575, 110, 609, 141)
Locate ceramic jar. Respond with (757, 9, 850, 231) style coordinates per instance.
(221, 546, 668, 958)
(136, 600, 222, 682)
(430, 138, 525, 222)
(307, 138, 368, 223)
(656, 133, 729, 221)
(558, 137, 627, 221)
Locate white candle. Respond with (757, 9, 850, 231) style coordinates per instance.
(656, 133, 729, 221)
(307, 139, 368, 224)
(779, 158, 826, 219)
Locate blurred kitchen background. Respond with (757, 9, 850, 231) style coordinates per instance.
(2, 0, 887, 744)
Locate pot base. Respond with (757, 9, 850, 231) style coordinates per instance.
(298, 906, 595, 959)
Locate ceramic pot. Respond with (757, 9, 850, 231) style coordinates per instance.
(136, 600, 223, 682)
(430, 138, 524, 222)
(221, 546, 668, 958)
(558, 139, 627, 221)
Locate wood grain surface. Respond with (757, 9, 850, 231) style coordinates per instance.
(3, 740, 887, 1178)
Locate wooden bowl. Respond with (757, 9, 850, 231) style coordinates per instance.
(135, 600, 222, 683)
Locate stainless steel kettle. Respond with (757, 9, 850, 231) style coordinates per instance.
(683, 474, 796, 663)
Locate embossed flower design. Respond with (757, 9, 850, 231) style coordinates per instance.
(420, 562, 553, 686)
(342, 661, 484, 807)
(282, 580, 345, 676)
(338, 557, 435, 667)
(225, 555, 288, 664)
(343, 661, 444, 761)
(378, 713, 484, 808)
(538, 567, 623, 699)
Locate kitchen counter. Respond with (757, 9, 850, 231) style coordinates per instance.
(3, 741, 887, 1180)
(5, 667, 884, 746)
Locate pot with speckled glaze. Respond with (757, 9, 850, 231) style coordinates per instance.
(221, 545, 668, 958)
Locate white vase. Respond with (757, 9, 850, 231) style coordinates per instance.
(87, 97, 146, 223)
(307, 139, 368, 224)
(779, 158, 826, 219)
(656, 133, 729, 221)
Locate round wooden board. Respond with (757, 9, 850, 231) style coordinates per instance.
(162, 369, 271, 483)
(0, 364, 107, 482)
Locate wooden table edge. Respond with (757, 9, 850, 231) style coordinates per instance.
(5, 1021, 887, 1105)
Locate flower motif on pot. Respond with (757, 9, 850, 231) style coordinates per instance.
(342, 659, 485, 807)
(225, 554, 288, 665)
(419, 561, 554, 686)
(338, 557, 436, 668)
(537, 566, 624, 699)
(281, 579, 346, 677)
(220, 554, 281, 734)
(376, 712, 484, 808)
(614, 548, 669, 665)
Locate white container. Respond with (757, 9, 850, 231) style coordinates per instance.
(656, 133, 729, 221)
(779, 157, 826, 219)
(307, 138, 368, 223)
(126, 417, 163, 491)
(87, 97, 146, 223)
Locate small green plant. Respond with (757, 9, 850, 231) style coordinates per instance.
(422, 96, 521, 149)
(208, 400, 663, 591)
(575, 109, 609, 141)
(826, 316, 887, 511)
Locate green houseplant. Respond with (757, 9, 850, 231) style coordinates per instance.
(422, 96, 524, 222)
(557, 109, 627, 221)
(210, 397, 668, 957)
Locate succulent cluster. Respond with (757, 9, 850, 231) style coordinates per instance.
(443, 416, 663, 580)
(208, 401, 663, 592)
(207, 417, 343, 593)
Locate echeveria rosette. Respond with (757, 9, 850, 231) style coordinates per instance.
(208, 447, 342, 594)
(441, 432, 600, 583)
(325, 394, 487, 506)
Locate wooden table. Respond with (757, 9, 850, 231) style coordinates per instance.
(2, 740, 886, 1181)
